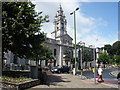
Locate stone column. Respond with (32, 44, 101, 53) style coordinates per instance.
(96, 48, 99, 67)
(59, 46, 63, 66)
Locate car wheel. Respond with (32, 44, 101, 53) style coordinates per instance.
(58, 70, 61, 73)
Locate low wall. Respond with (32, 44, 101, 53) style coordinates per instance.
(2, 79, 40, 89)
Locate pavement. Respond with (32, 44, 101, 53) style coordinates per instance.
(26, 72, 119, 89)
(89, 78, 119, 88)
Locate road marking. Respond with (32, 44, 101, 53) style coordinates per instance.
(47, 73, 66, 76)
(109, 72, 117, 77)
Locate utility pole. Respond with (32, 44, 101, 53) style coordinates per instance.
(78, 41, 85, 78)
(93, 48, 96, 84)
(70, 8, 79, 75)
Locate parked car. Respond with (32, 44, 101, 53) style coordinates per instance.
(51, 66, 70, 73)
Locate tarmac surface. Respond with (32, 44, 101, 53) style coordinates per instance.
(26, 72, 119, 89)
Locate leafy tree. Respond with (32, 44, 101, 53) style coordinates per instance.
(103, 41, 120, 65)
(2, 2, 49, 59)
(71, 58, 79, 68)
(82, 50, 92, 68)
(104, 44, 113, 55)
(108, 59, 113, 64)
(114, 55, 120, 65)
(38, 46, 53, 66)
(108, 55, 115, 64)
(83, 50, 92, 62)
(98, 52, 109, 65)
(112, 41, 120, 55)
(39, 46, 53, 60)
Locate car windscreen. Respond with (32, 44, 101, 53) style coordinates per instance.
(54, 66, 61, 69)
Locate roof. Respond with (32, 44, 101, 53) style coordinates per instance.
(56, 34, 73, 40)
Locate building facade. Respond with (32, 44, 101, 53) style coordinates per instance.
(44, 5, 73, 66)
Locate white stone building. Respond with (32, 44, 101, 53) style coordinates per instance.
(43, 5, 73, 66)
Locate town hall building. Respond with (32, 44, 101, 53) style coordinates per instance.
(44, 5, 73, 66)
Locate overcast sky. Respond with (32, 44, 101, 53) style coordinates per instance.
(32, 0, 118, 48)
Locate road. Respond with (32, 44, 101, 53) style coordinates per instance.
(81, 68, 117, 78)
(78, 68, 119, 88)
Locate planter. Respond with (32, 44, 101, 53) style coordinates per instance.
(1, 79, 40, 89)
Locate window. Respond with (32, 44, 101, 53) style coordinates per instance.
(66, 40, 67, 44)
(62, 26, 64, 30)
(68, 41, 69, 44)
(13, 55, 17, 64)
(54, 49, 56, 56)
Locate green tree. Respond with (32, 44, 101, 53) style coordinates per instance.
(71, 58, 79, 68)
(39, 46, 53, 60)
(112, 41, 120, 55)
(104, 44, 113, 55)
(38, 46, 53, 66)
(98, 52, 109, 65)
(2, 2, 49, 59)
(114, 55, 120, 65)
(83, 50, 92, 68)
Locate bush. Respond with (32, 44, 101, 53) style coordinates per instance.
(2, 71, 30, 78)
(0, 76, 32, 83)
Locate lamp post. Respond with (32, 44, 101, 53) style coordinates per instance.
(70, 8, 79, 75)
(78, 41, 85, 79)
(89, 45, 96, 84)
(93, 47, 96, 84)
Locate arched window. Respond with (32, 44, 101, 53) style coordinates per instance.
(68, 41, 69, 44)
